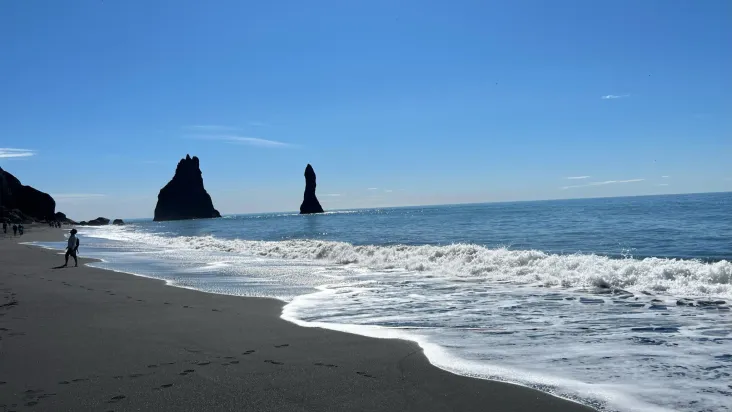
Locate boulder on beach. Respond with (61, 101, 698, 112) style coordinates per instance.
(153, 155, 221, 221)
(299, 164, 324, 214)
(0, 166, 56, 222)
(112, 219, 125, 225)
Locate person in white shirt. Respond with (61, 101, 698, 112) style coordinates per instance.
(63, 229, 80, 267)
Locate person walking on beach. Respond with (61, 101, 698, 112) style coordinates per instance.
(12, 224, 17, 236)
(62, 229, 80, 267)
(2, 222, 6, 234)
(18, 224, 23, 236)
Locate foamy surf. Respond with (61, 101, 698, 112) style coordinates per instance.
(35, 221, 731, 412)
(77, 226, 732, 299)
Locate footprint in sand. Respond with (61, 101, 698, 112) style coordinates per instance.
(179, 369, 195, 376)
(108, 395, 126, 403)
(264, 360, 283, 365)
(356, 371, 376, 379)
(147, 364, 158, 368)
(163, 302, 171, 305)
(196, 361, 211, 366)
(314, 362, 338, 368)
(242, 350, 255, 355)
(152, 383, 174, 391)
(274, 344, 289, 348)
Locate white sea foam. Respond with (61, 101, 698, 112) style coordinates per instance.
(70, 226, 732, 412)
(81, 226, 732, 299)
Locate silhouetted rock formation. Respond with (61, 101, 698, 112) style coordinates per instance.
(81, 217, 110, 226)
(0, 207, 32, 224)
(112, 219, 125, 225)
(299, 164, 324, 214)
(0, 166, 55, 222)
(153, 155, 221, 221)
(53, 211, 77, 225)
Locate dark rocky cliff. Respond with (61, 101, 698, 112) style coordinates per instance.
(0, 167, 55, 222)
(299, 164, 324, 214)
(153, 155, 221, 221)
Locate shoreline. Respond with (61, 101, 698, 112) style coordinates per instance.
(1, 225, 596, 411)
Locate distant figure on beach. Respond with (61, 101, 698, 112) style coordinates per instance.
(18, 224, 24, 236)
(12, 224, 17, 236)
(2, 222, 6, 233)
(62, 229, 80, 267)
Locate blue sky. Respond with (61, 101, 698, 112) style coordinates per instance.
(1, 0, 730, 220)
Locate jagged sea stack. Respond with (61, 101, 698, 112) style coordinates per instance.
(299, 164, 324, 214)
(153, 155, 221, 221)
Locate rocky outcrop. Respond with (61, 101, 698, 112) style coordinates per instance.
(299, 164, 324, 214)
(0, 167, 55, 222)
(81, 217, 110, 226)
(153, 155, 221, 221)
(112, 219, 125, 225)
(0, 207, 32, 224)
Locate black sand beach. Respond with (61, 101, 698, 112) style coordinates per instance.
(0, 226, 595, 411)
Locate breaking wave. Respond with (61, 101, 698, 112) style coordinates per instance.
(85, 227, 731, 299)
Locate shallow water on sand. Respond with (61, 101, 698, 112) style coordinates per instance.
(36, 193, 732, 411)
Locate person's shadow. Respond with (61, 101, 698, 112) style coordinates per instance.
(52, 265, 67, 269)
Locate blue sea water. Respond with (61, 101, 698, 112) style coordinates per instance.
(35, 192, 732, 412)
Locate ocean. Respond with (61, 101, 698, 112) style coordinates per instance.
(35, 192, 732, 412)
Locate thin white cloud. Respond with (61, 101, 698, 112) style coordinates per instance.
(0, 148, 35, 158)
(658, 183, 669, 186)
(190, 135, 293, 148)
(367, 187, 379, 190)
(184, 125, 240, 131)
(323, 193, 341, 197)
(661, 175, 670, 178)
(384, 189, 393, 193)
(601, 94, 630, 100)
(248, 121, 268, 127)
(566, 176, 591, 180)
(561, 179, 645, 190)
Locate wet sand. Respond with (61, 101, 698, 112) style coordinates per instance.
(0, 226, 595, 411)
